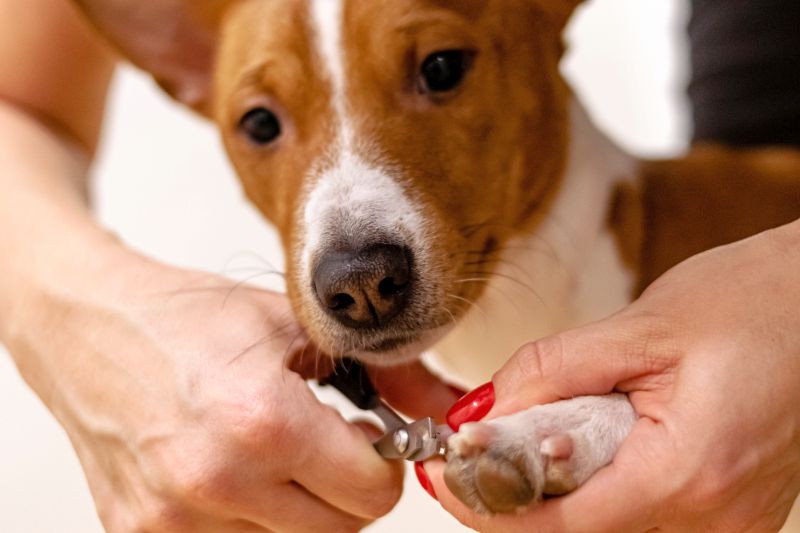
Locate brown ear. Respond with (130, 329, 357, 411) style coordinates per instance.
(72, 0, 232, 112)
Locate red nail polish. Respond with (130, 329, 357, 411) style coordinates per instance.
(446, 382, 495, 431)
(414, 462, 437, 500)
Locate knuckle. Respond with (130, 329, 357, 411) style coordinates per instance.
(170, 459, 238, 507)
(226, 391, 293, 450)
(133, 498, 190, 533)
(346, 459, 404, 518)
(153, 448, 239, 509)
(683, 468, 739, 512)
(512, 336, 565, 384)
(618, 309, 680, 371)
(366, 482, 403, 518)
(324, 517, 372, 533)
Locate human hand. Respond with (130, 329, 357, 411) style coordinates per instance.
(6, 248, 458, 532)
(424, 220, 800, 532)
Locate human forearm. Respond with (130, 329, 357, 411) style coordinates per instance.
(0, 101, 142, 390)
(0, 0, 117, 344)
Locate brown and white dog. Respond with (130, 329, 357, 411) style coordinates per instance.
(73, 0, 800, 516)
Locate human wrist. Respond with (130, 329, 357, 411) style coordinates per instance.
(0, 228, 176, 422)
(0, 225, 144, 353)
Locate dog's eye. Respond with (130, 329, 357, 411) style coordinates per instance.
(420, 50, 474, 93)
(239, 107, 281, 144)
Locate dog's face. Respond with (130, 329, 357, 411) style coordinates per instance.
(75, 0, 579, 364)
(213, 0, 573, 363)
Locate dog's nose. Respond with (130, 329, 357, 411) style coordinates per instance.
(313, 244, 411, 328)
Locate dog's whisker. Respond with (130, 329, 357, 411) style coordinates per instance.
(158, 271, 243, 299)
(313, 346, 321, 380)
(223, 250, 284, 271)
(257, 305, 295, 331)
(438, 303, 459, 329)
(217, 266, 287, 277)
(226, 335, 272, 366)
(462, 257, 538, 287)
(455, 277, 528, 315)
(447, 242, 560, 265)
(461, 269, 547, 308)
(454, 277, 492, 284)
(446, 292, 490, 325)
(221, 272, 287, 309)
(226, 318, 298, 366)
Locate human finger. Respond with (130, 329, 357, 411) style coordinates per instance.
(489, 313, 678, 418)
(288, 397, 404, 520)
(241, 482, 370, 533)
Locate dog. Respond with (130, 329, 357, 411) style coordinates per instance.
(73, 0, 800, 517)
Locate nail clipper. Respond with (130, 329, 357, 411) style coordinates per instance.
(319, 358, 452, 461)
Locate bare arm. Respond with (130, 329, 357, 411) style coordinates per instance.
(0, 2, 459, 530)
(0, 0, 115, 338)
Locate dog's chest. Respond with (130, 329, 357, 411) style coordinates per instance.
(431, 102, 637, 385)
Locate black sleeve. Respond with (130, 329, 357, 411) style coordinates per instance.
(689, 0, 800, 147)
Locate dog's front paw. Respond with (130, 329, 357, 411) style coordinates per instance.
(443, 394, 636, 514)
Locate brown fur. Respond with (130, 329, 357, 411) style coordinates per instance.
(607, 179, 643, 276)
(208, 0, 577, 354)
(634, 144, 800, 294)
(70, 0, 800, 360)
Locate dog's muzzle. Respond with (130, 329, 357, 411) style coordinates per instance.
(312, 243, 413, 330)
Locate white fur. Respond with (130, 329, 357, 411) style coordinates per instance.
(303, 0, 428, 310)
(447, 393, 637, 512)
(309, 0, 348, 138)
(433, 100, 637, 385)
(300, 152, 428, 277)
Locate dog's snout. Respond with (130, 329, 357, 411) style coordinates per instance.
(313, 244, 411, 328)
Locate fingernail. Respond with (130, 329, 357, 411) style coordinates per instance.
(414, 462, 437, 500)
(447, 385, 468, 398)
(446, 382, 495, 431)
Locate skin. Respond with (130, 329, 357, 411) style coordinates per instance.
(0, 0, 460, 531)
(426, 218, 800, 532)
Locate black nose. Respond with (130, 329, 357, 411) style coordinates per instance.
(313, 244, 412, 328)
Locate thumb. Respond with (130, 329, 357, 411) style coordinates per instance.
(490, 312, 675, 417)
(369, 361, 464, 422)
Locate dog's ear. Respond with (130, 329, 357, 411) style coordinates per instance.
(72, 0, 232, 113)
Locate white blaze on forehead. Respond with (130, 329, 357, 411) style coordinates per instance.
(309, 0, 345, 96)
(303, 0, 427, 276)
(301, 152, 427, 273)
(309, 0, 351, 146)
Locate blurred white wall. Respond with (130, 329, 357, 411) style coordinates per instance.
(1, 1, 692, 531)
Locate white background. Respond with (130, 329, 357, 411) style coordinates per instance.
(1, 1, 773, 531)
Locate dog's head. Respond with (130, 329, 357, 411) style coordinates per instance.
(76, 0, 582, 364)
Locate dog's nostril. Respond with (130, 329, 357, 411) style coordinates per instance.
(329, 293, 355, 311)
(378, 276, 407, 298)
(312, 244, 413, 329)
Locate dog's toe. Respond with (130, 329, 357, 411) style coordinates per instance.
(444, 421, 542, 514)
(474, 452, 535, 513)
(442, 394, 637, 514)
(540, 433, 578, 495)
